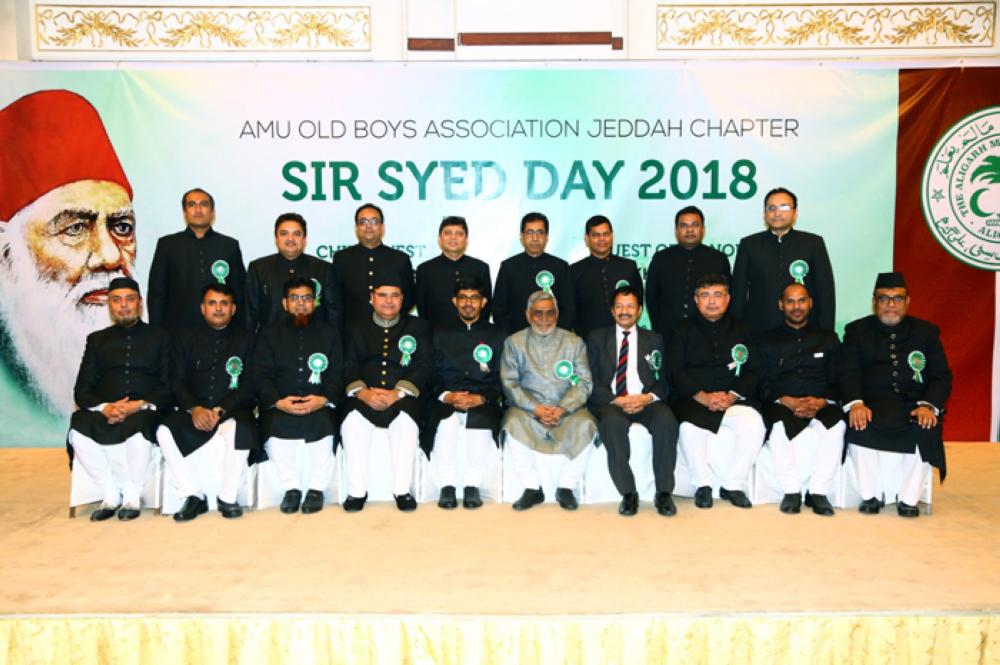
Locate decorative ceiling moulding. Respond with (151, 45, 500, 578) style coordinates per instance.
(656, 2, 997, 53)
(32, 3, 372, 59)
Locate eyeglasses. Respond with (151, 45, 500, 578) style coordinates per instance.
(523, 229, 547, 237)
(356, 217, 383, 227)
(286, 294, 314, 302)
(876, 294, 906, 305)
(766, 204, 794, 213)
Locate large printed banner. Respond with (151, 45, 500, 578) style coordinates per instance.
(0, 63, 926, 446)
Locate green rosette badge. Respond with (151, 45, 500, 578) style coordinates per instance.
(473, 343, 492, 373)
(731, 344, 749, 376)
(615, 279, 630, 289)
(554, 359, 579, 386)
(311, 278, 322, 306)
(211, 260, 230, 284)
(908, 350, 926, 383)
(225, 356, 243, 389)
(789, 260, 809, 285)
(535, 270, 555, 293)
(399, 335, 417, 367)
(307, 352, 328, 384)
(645, 350, 662, 380)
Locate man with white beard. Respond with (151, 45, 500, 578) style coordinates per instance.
(0, 90, 137, 419)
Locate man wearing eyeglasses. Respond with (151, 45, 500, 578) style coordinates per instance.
(415, 216, 493, 330)
(731, 187, 835, 336)
(332, 202, 415, 328)
(840, 272, 951, 518)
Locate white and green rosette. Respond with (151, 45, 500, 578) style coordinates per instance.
(731, 344, 749, 377)
(615, 279, 630, 289)
(645, 350, 662, 381)
(225, 356, 243, 389)
(789, 260, 809, 285)
(211, 259, 230, 284)
(307, 352, 328, 384)
(554, 359, 579, 386)
(311, 278, 322, 306)
(535, 270, 555, 293)
(908, 350, 926, 383)
(473, 343, 492, 373)
(398, 335, 417, 367)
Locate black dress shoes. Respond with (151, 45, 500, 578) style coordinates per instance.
(618, 492, 639, 516)
(280, 489, 302, 514)
(301, 489, 325, 514)
(779, 493, 802, 514)
(654, 492, 677, 516)
(897, 501, 920, 518)
(694, 485, 713, 508)
(216, 497, 243, 519)
(395, 493, 418, 512)
(90, 503, 119, 522)
(118, 504, 141, 521)
(343, 494, 367, 513)
(859, 497, 881, 514)
(512, 488, 544, 511)
(438, 486, 458, 509)
(805, 492, 835, 516)
(555, 488, 578, 511)
(462, 486, 483, 509)
(720, 488, 752, 508)
(173, 495, 208, 522)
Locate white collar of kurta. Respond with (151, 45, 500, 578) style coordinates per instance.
(372, 312, 400, 328)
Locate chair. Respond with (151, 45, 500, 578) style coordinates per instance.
(160, 435, 256, 515)
(69, 444, 163, 518)
(839, 451, 933, 514)
(582, 424, 657, 504)
(416, 432, 503, 505)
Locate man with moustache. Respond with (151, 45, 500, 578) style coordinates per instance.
(68, 277, 171, 521)
(646, 206, 731, 340)
(567, 215, 643, 340)
(492, 212, 574, 334)
(587, 286, 679, 516)
(332, 203, 415, 327)
(422, 276, 505, 509)
(340, 274, 431, 512)
(841, 272, 951, 518)
(415, 216, 493, 330)
(255, 277, 343, 515)
(158, 283, 257, 521)
(756, 283, 843, 516)
(148, 188, 247, 330)
(246, 212, 340, 333)
(0, 90, 138, 419)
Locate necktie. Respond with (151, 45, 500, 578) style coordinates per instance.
(615, 330, 629, 396)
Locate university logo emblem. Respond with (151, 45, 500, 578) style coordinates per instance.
(921, 106, 1000, 271)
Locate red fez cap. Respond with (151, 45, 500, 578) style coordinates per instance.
(0, 90, 132, 221)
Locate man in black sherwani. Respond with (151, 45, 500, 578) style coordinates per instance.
(415, 216, 492, 331)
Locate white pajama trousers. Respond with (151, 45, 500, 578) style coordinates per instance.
(848, 443, 930, 506)
(265, 435, 335, 493)
(678, 405, 765, 491)
(433, 412, 493, 488)
(157, 420, 249, 504)
(768, 420, 846, 495)
(341, 410, 419, 498)
(68, 430, 150, 507)
(506, 435, 592, 491)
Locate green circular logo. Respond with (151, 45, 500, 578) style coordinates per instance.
(554, 360, 573, 380)
(211, 260, 230, 282)
(731, 344, 748, 364)
(308, 353, 328, 372)
(908, 350, 926, 371)
(536, 270, 555, 289)
(789, 260, 809, 282)
(399, 335, 417, 354)
(225, 356, 243, 376)
(648, 350, 662, 370)
(615, 279, 630, 289)
(473, 343, 492, 363)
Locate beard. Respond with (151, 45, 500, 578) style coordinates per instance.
(291, 312, 312, 327)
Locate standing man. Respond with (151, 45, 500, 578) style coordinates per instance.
(757, 283, 843, 516)
(841, 272, 951, 517)
(340, 274, 431, 512)
(492, 212, 573, 334)
(255, 277, 343, 515)
(158, 283, 258, 521)
(568, 215, 643, 339)
(500, 290, 596, 511)
(415, 216, 493, 330)
(586, 286, 679, 517)
(148, 188, 246, 330)
(646, 206, 731, 340)
(731, 187, 835, 336)
(246, 212, 340, 333)
(667, 275, 764, 509)
(332, 203, 415, 328)
(68, 277, 170, 521)
(422, 276, 505, 509)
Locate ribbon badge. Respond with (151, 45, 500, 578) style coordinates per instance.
(473, 343, 493, 373)
(908, 350, 926, 383)
(399, 335, 417, 367)
(615, 279, 630, 289)
(307, 353, 328, 384)
(789, 260, 809, 285)
(225, 356, 243, 389)
(311, 278, 322, 307)
(535, 270, 555, 293)
(645, 350, 662, 381)
(554, 360, 579, 386)
(211, 260, 230, 284)
(731, 344, 749, 377)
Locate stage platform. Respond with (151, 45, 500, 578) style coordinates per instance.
(1, 443, 998, 663)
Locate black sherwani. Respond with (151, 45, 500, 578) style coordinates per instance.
(493, 252, 573, 334)
(731, 228, 835, 336)
(331, 243, 415, 326)
(646, 244, 731, 340)
(254, 316, 343, 444)
(421, 317, 506, 454)
(840, 315, 952, 478)
(147, 227, 247, 330)
(666, 313, 759, 433)
(246, 253, 340, 333)
(70, 321, 171, 445)
(161, 322, 258, 456)
(756, 323, 842, 439)
(567, 255, 644, 339)
(415, 253, 493, 330)
(343, 314, 431, 428)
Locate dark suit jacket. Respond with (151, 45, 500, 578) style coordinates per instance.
(585, 325, 669, 412)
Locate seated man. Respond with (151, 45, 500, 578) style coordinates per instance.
(254, 276, 343, 515)
(158, 283, 257, 521)
(841, 272, 951, 517)
(757, 284, 843, 516)
(422, 276, 505, 509)
(341, 274, 431, 512)
(667, 274, 764, 509)
(586, 285, 679, 517)
(500, 290, 596, 511)
(68, 277, 170, 521)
